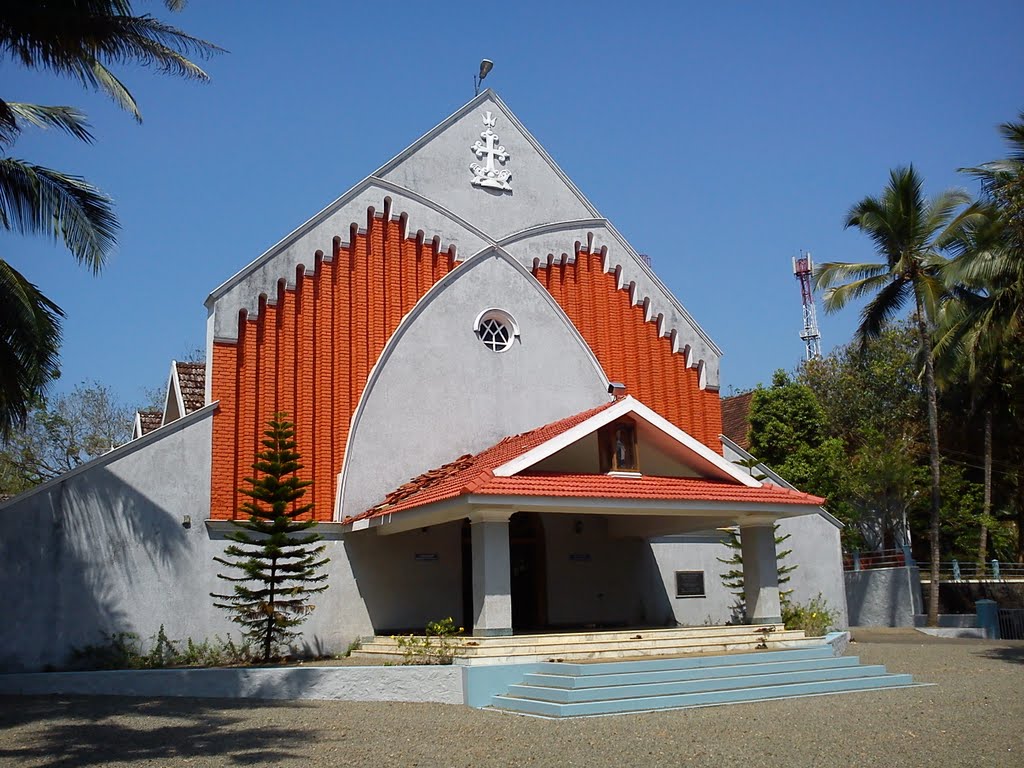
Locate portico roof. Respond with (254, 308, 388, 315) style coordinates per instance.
(342, 396, 825, 532)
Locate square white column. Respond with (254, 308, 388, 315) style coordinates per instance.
(471, 511, 513, 637)
(740, 522, 782, 624)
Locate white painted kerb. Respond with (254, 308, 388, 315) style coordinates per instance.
(0, 666, 464, 704)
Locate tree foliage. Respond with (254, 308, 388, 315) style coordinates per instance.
(0, 1, 221, 437)
(0, 380, 132, 495)
(212, 415, 329, 663)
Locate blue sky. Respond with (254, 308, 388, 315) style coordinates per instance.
(4, 0, 1023, 406)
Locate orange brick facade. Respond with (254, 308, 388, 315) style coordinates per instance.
(209, 215, 723, 521)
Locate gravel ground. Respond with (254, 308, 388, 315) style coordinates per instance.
(1, 630, 1021, 768)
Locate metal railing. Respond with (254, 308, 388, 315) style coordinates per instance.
(843, 548, 910, 571)
(916, 559, 1024, 581)
(998, 608, 1024, 640)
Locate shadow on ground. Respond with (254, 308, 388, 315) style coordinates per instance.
(0, 695, 318, 766)
(977, 645, 1024, 665)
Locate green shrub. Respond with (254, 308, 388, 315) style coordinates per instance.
(781, 594, 836, 637)
(68, 627, 254, 670)
(393, 617, 463, 665)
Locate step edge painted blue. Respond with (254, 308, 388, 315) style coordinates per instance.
(492, 675, 916, 717)
(522, 656, 862, 689)
(539, 646, 834, 676)
(505, 666, 895, 703)
(489, 682, 930, 720)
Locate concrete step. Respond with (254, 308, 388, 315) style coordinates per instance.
(493, 673, 916, 717)
(523, 653, 860, 688)
(352, 625, 818, 661)
(507, 663, 892, 703)
(535, 644, 835, 675)
(378, 624, 789, 649)
(486, 647, 916, 717)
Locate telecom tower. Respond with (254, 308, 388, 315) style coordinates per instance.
(792, 252, 822, 360)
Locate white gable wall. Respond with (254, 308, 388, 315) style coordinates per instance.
(378, 94, 595, 238)
(205, 91, 721, 388)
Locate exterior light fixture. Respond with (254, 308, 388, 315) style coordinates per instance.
(474, 59, 494, 96)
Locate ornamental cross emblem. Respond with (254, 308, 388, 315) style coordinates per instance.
(470, 111, 512, 191)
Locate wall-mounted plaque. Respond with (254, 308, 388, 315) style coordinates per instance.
(675, 570, 705, 598)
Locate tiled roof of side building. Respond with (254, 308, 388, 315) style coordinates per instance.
(720, 390, 754, 450)
(137, 411, 163, 435)
(175, 362, 206, 414)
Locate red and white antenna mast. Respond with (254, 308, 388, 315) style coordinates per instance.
(793, 252, 822, 360)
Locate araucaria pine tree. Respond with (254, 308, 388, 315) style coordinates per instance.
(212, 414, 329, 662)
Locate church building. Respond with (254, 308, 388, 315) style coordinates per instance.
(0, 90, 846, 670)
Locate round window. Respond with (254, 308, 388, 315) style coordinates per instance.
(474, 309, 518, 352)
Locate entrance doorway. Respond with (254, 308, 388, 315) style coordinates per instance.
(510, 512, 547, 631)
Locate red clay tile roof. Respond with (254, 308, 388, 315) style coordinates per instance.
(346, 401, 824, 525)
(720, 391, 754, 449)
(137, 411, 162, 435)
(344, 401, 619, 523)
(475, 472, 825, 506)
(175, 362, 206, 414)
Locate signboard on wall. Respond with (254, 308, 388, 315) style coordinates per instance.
(675, 570, 706, 598)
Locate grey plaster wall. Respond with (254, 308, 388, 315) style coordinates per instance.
(339, 250, 611, 518)
(649, 518, 850, 629)
(345, 521, 465, 632)
(845, 566, 924, 627)
(0, 410, 375, 672)
(649, 534, 742, 625)
(777, 513, 849, 627)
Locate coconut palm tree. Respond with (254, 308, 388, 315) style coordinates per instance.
(945, 115, 1024, 362)
(937, 116, 1024, 562)
(933, 251, 1003, 573)
(814, 165, 980, 626)
(0, 1, 221, 436)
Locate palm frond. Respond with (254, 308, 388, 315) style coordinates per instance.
(0, 2, 224, 119)
(856, 275, 911, 343)
(813, 260, 888, 290)
(0, 158, 118, 272)
(914, 271, 947, 321)
(821, 273, 894, 313)
(1, 102, 94, 144)
(89, 60, 141, 121)
(0, 258, 63, 438)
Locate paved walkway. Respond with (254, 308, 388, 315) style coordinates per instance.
(1, 632, 1021, 767)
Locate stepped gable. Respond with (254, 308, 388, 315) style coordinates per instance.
(533, 245, 722, 451)
(210, 209, 459, 521)
(208, 204, 726, 521)
(175, 362, 206, 414)
(205, 91, 720, 385)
